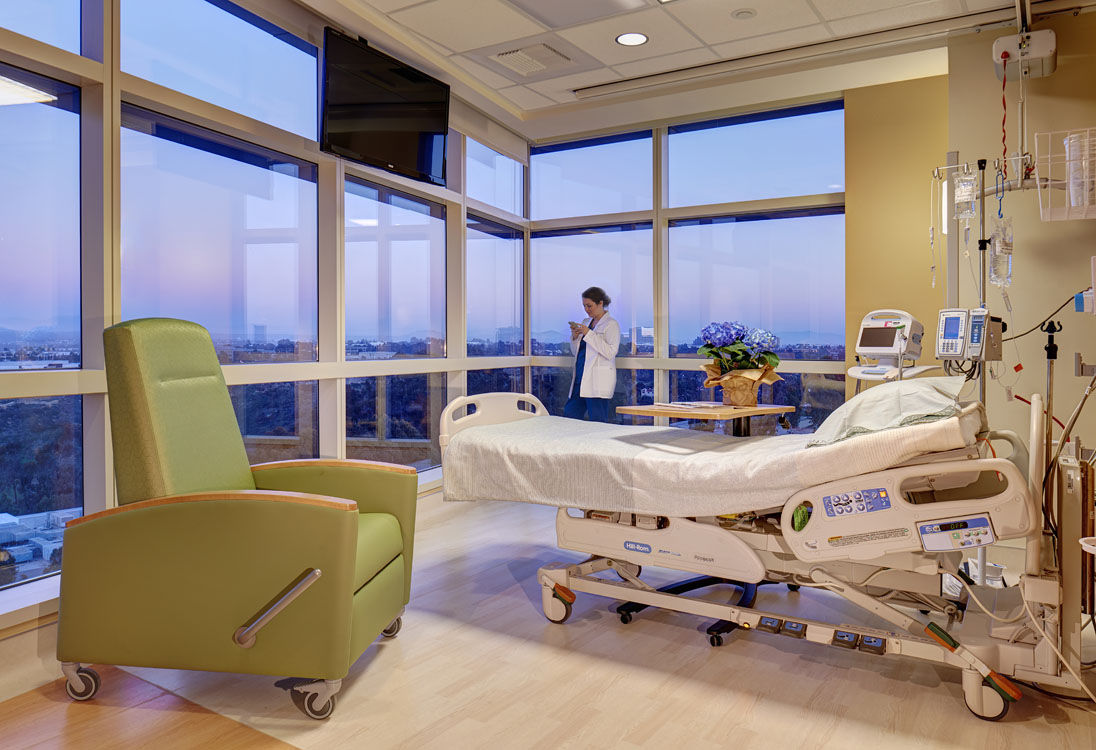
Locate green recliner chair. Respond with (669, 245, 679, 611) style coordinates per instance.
(56, 318, 418, 719)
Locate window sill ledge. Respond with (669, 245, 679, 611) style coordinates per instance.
(0, 576, 59, 634)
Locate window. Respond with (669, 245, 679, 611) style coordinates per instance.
(345, 178, 446, 359)
(0, 64, 80, 371)
(120, 106, 318, 363)
(121, 0, 318, 139)
(0, 2, 80, 54)
(669, 371, 845, 435)
(228, 381, 318, 464)
(530, 132, 652, 220)
(668, 209, 845, 361)
(466, 137, 523, 216)
(530, 367, 653, 425)
(0, 396, 82, 591)
(667, 102, 844, 207)
(467, 216, 522, 356)
(530, 223, 653, 357)
(346, 374, 446, 471)
(468, 367, 525, 396)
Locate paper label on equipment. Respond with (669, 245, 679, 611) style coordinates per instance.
(827, 528, 910, 547)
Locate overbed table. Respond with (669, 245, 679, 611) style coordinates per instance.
(615, 402, 796, 437)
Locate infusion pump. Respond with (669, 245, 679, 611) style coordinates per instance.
(936, 308, 1002, 361)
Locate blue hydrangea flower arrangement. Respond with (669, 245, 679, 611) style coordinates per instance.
(699, 321, 780, 374)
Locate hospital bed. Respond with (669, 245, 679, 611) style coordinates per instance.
(440, 391, 1093, 721)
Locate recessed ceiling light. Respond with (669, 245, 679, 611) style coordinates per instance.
(656, 0, 678, 3)
(732, 8, 757, 20)
(0, 75, 56, 106)
(615, 32, 649, 47)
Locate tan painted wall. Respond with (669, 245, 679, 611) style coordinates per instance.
(949, 13, 1096, 441)
(844, 76, 949, 397)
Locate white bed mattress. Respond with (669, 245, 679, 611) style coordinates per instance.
(442, 404, 987, 517)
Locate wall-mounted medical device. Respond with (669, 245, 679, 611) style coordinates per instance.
(848, 310, 938, 383)
(936, 308, 1004, 361)
(992, 30, 1057, 81)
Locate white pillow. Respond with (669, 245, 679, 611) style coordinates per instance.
(806, 376, 966, 447)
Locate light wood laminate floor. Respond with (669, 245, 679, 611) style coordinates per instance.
(9, 493, 1094, 749)
(122, 492, 1096, 749)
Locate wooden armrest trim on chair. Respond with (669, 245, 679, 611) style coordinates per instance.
(67, 490, 358, 528)
(251, 458, 418, 476)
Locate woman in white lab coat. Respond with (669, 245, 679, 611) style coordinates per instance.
(564, 286, 621, 422)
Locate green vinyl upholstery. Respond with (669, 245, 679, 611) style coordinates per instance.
(57, 318, 418, 691)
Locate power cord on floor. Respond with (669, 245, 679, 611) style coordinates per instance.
(1021, 597, 1096, 710)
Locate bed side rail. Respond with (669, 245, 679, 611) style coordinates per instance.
(439, 392, 548, 452)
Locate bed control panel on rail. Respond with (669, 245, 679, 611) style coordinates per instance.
(822, 488, 891, 517)
(780, 459, 1033, 563)
(918, 514, 995, 551)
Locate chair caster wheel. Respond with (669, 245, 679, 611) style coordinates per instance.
(381, 616, 402, 638)
(787, 584, 800, 592)
(64, 667, 101, 702)
(619, 612, 633, 624)
(293, 690, 337, 720)
(709, 634, 724, 647)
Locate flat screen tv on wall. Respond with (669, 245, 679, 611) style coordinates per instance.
(321, 27, 449, 187)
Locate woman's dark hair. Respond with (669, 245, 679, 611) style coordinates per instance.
(582, 286, 611, 307)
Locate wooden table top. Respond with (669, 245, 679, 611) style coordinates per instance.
(615, 402, 796, 420)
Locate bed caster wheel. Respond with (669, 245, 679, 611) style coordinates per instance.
(787, 584, 800, 592)
(709, 634, 724, 647)
(292, 690, 337, 720)
(64, 667, 101, 702)
(965, 682, 1009, 722)
(619, 612, 633, 625)
(545, 596, 573, 624)
(381, 617, 402, 638)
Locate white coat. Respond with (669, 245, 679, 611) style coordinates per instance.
(568, 313, 621, 399)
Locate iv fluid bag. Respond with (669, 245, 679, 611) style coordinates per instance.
(989, 217, 1013, 288)
(953, 172, 978, 220)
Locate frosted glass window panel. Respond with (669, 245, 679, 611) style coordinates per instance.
(0, 1, 80, 54)
(668, 104, 844, 208)
(0, 66, 80, 371)
(467, 216, 522, 356)
(530, 132, 652, 220)
(466, 137, 523, 216)
(345, 178, 446, 359)
(468, 368, 525, 396)
(530, 367, 653, 425)
(530, 224, 653, 357)
(121, 0, 318, 139)
(228, 381, 318, 464)
(120, 106, 318, 363)
(668, 210, 845, 361)
(0, 396, 82, 591)
(346, 374, 446, 471)
(669, 371, 845, 435)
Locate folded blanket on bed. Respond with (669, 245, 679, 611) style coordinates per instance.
(442, 404, 987, 517)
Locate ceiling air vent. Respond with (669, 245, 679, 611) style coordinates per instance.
(490, 44, 573, 77)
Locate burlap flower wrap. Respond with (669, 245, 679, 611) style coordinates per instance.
(701, 362, 782, 406)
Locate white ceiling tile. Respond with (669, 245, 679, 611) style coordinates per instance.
(664, 0, 822, 46)
(611, 47, 719, 78)
(527, 68, 623, 103)
(827, 0, 965, 36)
(555, 7, 705, 66)
(497, 85, 557, 109)
(391, 0, 546, 53)
(508, 0, 649, 30)
(961, 0, 1014, 10)
(408, 29, 454, 56)
(450, 55, 519, 90)
(810, 0, 915, 20)
(712, 24, 832, 60)
(358, 0, 426, 13)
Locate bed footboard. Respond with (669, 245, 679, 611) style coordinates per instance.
(439, 392, 548, 452)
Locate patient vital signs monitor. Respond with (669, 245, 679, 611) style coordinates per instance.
(848, 310, 937, 383)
